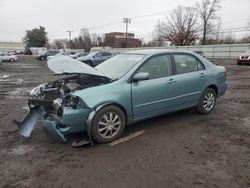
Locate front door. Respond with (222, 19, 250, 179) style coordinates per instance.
(131, 54, 175, 120)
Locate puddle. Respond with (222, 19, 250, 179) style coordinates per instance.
(241, 117, 250, 128)
(0, 74, 23, 84)
(11, 145, 34, 155)
(6, 87, 32, 99)
(0, 74, 10, 79)
(19, 65, 41, 69)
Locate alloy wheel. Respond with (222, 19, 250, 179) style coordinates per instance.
(97, 112, 121, 139)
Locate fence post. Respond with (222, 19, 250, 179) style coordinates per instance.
(213, 46, 215, 58)
(229, 45, 232, 59)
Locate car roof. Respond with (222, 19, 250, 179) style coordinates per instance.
(124, 49, 193, 55)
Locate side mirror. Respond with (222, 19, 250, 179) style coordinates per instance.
(133, 72, 149, 82)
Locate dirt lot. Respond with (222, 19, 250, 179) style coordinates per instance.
(0, 56, 250, 188)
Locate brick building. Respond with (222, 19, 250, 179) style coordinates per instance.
(104, 32, 141, 48)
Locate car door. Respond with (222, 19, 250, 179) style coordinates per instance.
(3, 53, 9, 61)
(169, 53, 208, 108)
(131, 54, 176, 120)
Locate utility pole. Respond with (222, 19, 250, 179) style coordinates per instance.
(123, 18, 131, 48)
(66, 31, 74, 41)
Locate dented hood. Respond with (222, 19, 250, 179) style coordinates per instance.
(47, 55, 109, 78)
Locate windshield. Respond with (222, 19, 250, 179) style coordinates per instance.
(96, 54, 144, 80)
(86, 51, 98, 57)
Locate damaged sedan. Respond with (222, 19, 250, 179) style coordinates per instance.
(15, 50, 228, 146)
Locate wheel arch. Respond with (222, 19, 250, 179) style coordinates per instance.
(94, 101, 128, 123)
(207, 84, 218, 96)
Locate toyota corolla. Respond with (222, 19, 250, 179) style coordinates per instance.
(15, 50, 227, 146)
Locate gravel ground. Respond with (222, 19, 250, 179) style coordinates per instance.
(0, 56, 250, 188)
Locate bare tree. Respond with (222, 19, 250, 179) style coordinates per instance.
(52, 39, 67, 49)
(154, 6, 199, 46)
(79, 28, 92, 51)
(196, 0, 221, 45)
(223, 33, 236, 44)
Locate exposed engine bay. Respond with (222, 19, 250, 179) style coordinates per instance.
(28, 73, 112, 117)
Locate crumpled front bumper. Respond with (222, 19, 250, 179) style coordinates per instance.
(15, 106, 92, 142)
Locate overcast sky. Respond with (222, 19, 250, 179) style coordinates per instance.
(0, 0, 250, 42)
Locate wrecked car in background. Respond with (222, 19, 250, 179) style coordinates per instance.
(77, 51, 114, 66)
(237, 49, 250, 65)
(15, 50, 228, 146)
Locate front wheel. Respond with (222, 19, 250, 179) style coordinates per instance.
(91, 105, 126, 144)
(196, 88, 216, 114)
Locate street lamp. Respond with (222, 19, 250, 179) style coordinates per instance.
(123, 18, 131, 48)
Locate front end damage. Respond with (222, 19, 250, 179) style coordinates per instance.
(14, 73, 112, 144)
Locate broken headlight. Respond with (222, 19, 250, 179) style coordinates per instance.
(63, 95, 79, 109)
(30, 83, 47, 97)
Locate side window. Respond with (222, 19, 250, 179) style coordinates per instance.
(174, 54, 204, 74)
(137, 55, 172, 79)
(95, 52, 102, 57)
(102, 52, 112, 56)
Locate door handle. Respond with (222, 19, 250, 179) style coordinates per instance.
(200, 73, 206, 77)
(168, 78, 176, 84)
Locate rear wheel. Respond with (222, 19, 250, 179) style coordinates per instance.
(196, 88, 216, 114)
(9, 58, 15, 62)
(237, 61, 242, 65)
(91, 105, 126, 144)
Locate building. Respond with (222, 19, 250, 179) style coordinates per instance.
(0, 42, 25, 52)
(105, 32, 141, 48)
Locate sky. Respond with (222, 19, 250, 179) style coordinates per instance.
(0, 0, 250, 43)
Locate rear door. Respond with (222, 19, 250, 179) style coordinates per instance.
(170, 53, 208, 108)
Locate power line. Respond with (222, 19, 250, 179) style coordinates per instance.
(88, 10, 170, 31)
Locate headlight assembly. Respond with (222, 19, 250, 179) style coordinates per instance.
(30, 83, 47, 97)
(63, 95, 79, 109)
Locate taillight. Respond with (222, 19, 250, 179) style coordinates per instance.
(224, 69, 227, 77)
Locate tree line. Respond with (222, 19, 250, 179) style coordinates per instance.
(23, 0, 250, 50)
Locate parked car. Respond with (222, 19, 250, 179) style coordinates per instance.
(193, 51, 205, 57)
(77, 51, 113, 66)
(237, 49, 250, 65)
(24, 47, 32, 55)
(36, 50, 60, 61)
(15, 50, 227, 146)
(70, 52, 88, 59)
(0, 52, 17, 62)
(47, 51, 72, 60)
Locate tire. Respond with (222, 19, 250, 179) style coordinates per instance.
(9, 58, 15, 62)
(91, 105, 126, 144)
(40, 57, 45, 61)
(196, 88, 217, 114)
(237, 62, 241, 65)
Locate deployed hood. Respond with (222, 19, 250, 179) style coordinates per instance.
(47, 55, 108, 78)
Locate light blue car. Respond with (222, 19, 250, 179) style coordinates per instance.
(15, 50, 227, 146)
